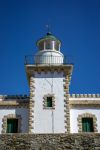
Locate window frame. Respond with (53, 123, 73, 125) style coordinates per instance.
(77, 113, 98, 133)
(2, 114, 22, 133)
(43, 94, 55, 109)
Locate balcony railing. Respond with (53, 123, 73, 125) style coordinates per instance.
(25, 55, 72, 65)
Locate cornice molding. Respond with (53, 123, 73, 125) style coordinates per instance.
(70, 100, 100, 107)
(25, 65, 73, 75)
(0, 101, 29, 107)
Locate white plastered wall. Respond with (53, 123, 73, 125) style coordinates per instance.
(0, 108, 29, 133)
(70, 108, 100, 133)
(32, 71, 65, 133)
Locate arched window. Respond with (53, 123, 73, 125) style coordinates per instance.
(82, 117, 94, 132)
(77, 113, 98, 133)
(2, 114, 22, 133)
(7, 118, 18, 133)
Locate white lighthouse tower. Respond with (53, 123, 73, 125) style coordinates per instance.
(25, 32, 73, 133)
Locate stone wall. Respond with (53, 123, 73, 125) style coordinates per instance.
(0, 134, 100, 150)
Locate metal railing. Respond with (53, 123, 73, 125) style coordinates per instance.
(25, 55, 72, 65)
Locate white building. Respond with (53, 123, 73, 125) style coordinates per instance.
(0, 32, 100, 134)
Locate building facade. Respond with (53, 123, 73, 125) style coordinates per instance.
(0, 32, 100, 134)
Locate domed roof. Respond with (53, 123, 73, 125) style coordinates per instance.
(37, 32, 61, 46)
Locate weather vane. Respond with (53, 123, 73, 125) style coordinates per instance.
(46, 24, 51, 33)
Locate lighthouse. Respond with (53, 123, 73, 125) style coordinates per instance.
(25, 32, 73, 133)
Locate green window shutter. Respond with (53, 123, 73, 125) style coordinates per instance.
(82, 118, 87, 132)
(7, 120, 12, 133)
(47, 97, 52, 107)
(87, 119, 90, 132)
(7, 119, 18, 133)
(88, 118, 94, 132)
(82, 118, 94, 132)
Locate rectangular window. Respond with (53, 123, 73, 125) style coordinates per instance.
(7, 119, 18, 133)
(45, 40, 53, 49)
(82, 118, 94, 132)
(47, 97, 52, 107)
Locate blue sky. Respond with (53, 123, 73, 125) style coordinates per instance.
(0, 0, 100, 95)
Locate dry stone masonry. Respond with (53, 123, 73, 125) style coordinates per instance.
(0, 134, 100, 150)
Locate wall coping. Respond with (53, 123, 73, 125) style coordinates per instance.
(0, 101, 29, 106)
(0, 95, 29, 101)
(1, 133, 100, 135)
(0, 95, 29, 107)
(70, 94, 100, 98)
(1, 94, 100, 99)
